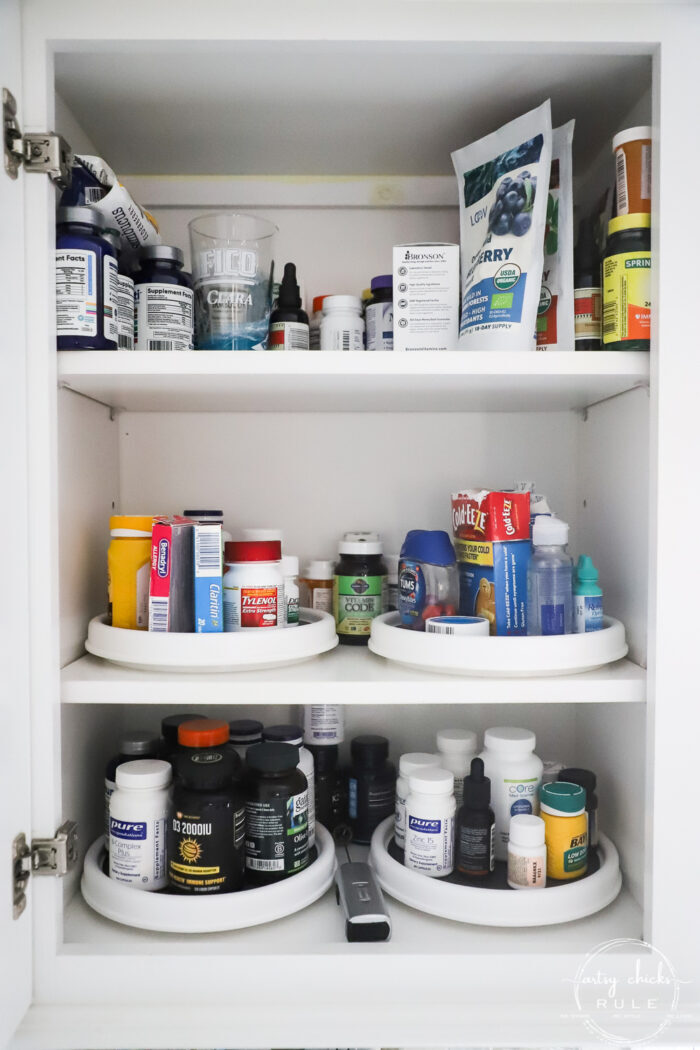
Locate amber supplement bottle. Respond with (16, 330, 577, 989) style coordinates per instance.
(455, 757, 495, 877)
(245, 742, 309, 884)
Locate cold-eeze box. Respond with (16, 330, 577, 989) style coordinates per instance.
(393, 243, 460, 351)
(451, 489, 531, 635)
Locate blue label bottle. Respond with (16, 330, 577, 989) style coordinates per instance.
(56, 206, 118, 350)
(573, 555, 604, 633)
(527, 516, 573, 636)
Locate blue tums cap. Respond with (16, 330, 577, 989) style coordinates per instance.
(400, 529, 456, 566)
(370, 274, 393, 292)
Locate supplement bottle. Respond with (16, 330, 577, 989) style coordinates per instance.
(104, 730, 160, 843)
(299, 560, 335, 613)
(398, 530, 458, 631)
(395, 752, 441, 849)
(573, 218, 602, 351)
(303, 704, 344, 746)
(404, 767, 456, 877)
(281, 555, 300, 625)
(178, 717, 241, 774)
(348, 734, 396, 844)
(527, 516, 574, 636)
(267, 262, 310, 350)
(507, 814, 547, 889)
(160, 713, 199, 762)
(559, 767, 598, 848)
(479, 727, 543, 861)
(168, 747, 245, 894)
(245, 742, 309, 884)
(133, 245, 194, 352)
(436, 729, 477, 807)
(102, 228, 135, 350)
(56, 206, 118, 350)
(365, 275, 394, 351)
(333, 532, 387, 645)
(540, 781, 588, 880)
(228, 718, 263, 762)
(308, 743, 346, 835)
(320, 295, 364, 352)
(109, 759, 171, 890)
(602, 214, 651, 351)
(223, 540, 285, 631)
(262, 724, 316, 847)
(573, 555, 604, 633)
(107, 515, 153, 630)
(613, 126, 652, 216)
(455, 757, 495, 878)
(309, 295, 328, 350)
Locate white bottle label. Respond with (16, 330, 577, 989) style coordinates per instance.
(55, 249, 97, 336)
(103, 255, 119, 342)
(365, 301, 393, 351)
(223, 581, 285, 630)
(134, 283, 194, 351)
(311, 587, 333, 612)
(405, 813, 454, 875)
(322, 324, 364, 351)
(109, 815, 167, 888)
(507, 850, 546, 888)
(395, 789, 408, 847)
(268, 321, 310, 351)
(303, 704, 344, 744)
(116, 273, 135, 350)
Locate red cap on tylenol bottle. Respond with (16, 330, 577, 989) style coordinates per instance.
(178, 718, 230, 747)
(225, 540, 282, 563)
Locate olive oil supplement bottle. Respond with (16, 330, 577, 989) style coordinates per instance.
(455, 757, 495, 878)
(245, 743, 309, 883)
(540, 781, 588, 880)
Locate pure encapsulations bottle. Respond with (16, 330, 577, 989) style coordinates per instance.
(104, 731, 159, 843)
(245, 743, 309, 884)
(56, 206, 118, 350)
(404, 767, 456, 877)
(395, 752, 441, 849)
(479, 727, 543, 861)
(436, 729, 477, 807)
(320, 295, 364, 352)
(527, 516, 574, 636)
(109, 759, 172, 890)
(262, 724, 316, 848)
(133, 245, 194, 351)
(102, 228, 135, 350)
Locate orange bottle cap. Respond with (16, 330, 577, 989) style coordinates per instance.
(178, 718, 229, 747)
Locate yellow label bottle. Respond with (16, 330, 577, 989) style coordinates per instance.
(540, 781, 588, 880)
(108, 515, 153, 630)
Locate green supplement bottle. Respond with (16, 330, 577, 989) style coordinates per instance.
(333, 531, 387, 645)
(602, 214, 651, 350)
(245, 742, 309, 884)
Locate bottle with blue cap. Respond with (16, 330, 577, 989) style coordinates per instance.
(398, 530, 458, 630)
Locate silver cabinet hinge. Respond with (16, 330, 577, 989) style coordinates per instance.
(12, 821, 79, 919)
(4, 87, 73, 187)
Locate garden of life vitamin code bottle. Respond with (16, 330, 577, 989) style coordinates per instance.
(333, 532, 387, 645)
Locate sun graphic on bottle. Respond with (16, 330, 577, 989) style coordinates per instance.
(179, 837, 202, 863)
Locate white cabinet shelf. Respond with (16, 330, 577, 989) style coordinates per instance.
(61, 650, 646, 704)
(57, 351, 650, 413)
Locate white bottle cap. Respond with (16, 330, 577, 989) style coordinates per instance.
(612, 126, 652, 151)
(322, 294, 362, 314)
(509, 814, 546, 848)
(399, 752, 441, 778)
(281, 555, 299, 576)
(532, 515, 569, 546)
(115, 758, 172, 790)
(304, 559, 335, 579)
(437, 729, 477, 755)
(240, 528, 283, 543)
(408, 766, 454, 795)
(483, 727, 536, 755)
(339, 531, 382, 555)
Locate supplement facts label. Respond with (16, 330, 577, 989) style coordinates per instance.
(109, 816, 165, 887)
(245, 792, 308, 875)
(55, 249, 97, 336)
(116, 274, 135, 350)
(103, 255, 119, 342)
(268, 321, 310, 350)
(134, 283, 194, 351)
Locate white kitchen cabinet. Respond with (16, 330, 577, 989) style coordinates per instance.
(3, 1, 700, 1047)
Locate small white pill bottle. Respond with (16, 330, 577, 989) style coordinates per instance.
(507, 814, 547, 889)
(281, 555, 300, 626)
(479, 727, 543, 861)
(436, 728, 477, 807)
(404, 767, 456, 877)
(394, 752, 441, 849)
(109, 758, 171, 890)
(320, 295, 364, 352)
(303, 704, 345, 746)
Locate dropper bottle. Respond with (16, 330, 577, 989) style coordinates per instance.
(455, 757, 495, 878)
(267, 262, 310, 350)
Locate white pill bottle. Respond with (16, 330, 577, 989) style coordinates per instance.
(109, 758, 171, 890)
(479, 727, 543, 861)
(436, 728, 477, 807)
(394, 752, 441, 849)
(320, 295, 364, 352)
(404, 767, 456, 877)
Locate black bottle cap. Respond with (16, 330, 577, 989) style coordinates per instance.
(228, 718, 264, 743)
(276, 262, 302, 309)
(351, 734, 389, 766)
(247, 741, 300, 774)
(463, 757, 491, 809)
(559, 766, 597, 793)
(263, 724, 303, 744)
(119, 730, 159, 756)
(575, 218, 599, 271)
(176, 748, 239, 789)
(308, 743, 339, 772)
(161, 713, 199, 746)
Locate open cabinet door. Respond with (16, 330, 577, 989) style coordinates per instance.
(0, 0, 34, 1044)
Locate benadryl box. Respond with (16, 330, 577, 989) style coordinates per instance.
(392, 243, 460, 351)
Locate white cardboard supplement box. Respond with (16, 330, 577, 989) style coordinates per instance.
(392, 243, 460, 351)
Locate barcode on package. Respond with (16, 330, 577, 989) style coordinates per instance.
(148, 339, 174, 351)
(247, 858, 284, 872)
(195, 530, 221, 575)
(84, 186, 104, 204)
(342, 331, 350, 351)
(288, 328, 308, 350)
(615, 150, 629, 214)
(602, 302, 618, 337)
(118, 334, 133, 350)
(149, 598, 169, 632)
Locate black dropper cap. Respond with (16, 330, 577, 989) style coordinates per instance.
(277, 262, 302, 309)
(463, 757, 491, 809)
(575, 218, 599, 272)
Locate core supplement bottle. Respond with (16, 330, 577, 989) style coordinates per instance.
(333, 532, 387, 645)
(348, 735, 396, 844)
(245, 742, 309, 884)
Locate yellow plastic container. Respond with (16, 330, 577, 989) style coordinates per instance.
(108, 515, 153, 630)
(540, 781, 588, 880)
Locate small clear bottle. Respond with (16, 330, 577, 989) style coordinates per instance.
(527, 516, 574, 636)
(507, 814, 547, 889)
(320, 295, 364, 352)
(395, 752, 441, 849)
(404, 767, 456, 877)
(281, 555, 300, 625)
(573, 555, 603, 633)
(133, 245, 194, 351)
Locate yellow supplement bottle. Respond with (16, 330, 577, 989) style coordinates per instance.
(108, 515, 153, 630)
(540, 781, 588, 880)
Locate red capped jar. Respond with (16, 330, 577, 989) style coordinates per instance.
(223, 540, 286, 631)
